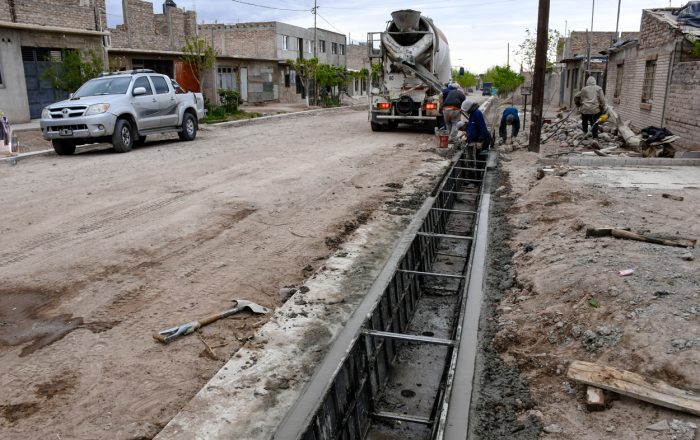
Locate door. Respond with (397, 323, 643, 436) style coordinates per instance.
(131, 76, 160, 129)
(240, 67, 248, 102)
(22, 47, 68, 119)
(150, 75, 178, 127)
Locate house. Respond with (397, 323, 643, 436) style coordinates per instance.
(603, 4, 700, 150)
(0, 0, 108, 122)
(557, 31, 639, 108)
(107, 0, 198, 89)
(346, 43, 370, 97)
(199, 21, 347, 104)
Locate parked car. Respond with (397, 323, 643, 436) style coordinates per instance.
(467, 88, 474, 93)
(40, 70, 205, 155)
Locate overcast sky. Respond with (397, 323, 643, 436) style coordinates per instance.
(106, 0, 684, 73)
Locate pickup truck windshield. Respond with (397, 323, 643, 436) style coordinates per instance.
(73, 77, 132, 98)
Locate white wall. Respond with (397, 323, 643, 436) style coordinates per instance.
(0, 29, 31, 123)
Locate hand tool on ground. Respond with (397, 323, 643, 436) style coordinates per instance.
(153, 300, 270, 344)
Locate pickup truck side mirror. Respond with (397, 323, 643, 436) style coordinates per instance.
(133, 87, 147, 96)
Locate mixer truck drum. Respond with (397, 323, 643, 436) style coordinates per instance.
(395, 95, 415, 116)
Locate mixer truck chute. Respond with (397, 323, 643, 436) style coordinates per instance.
(367, 10, 452, 132)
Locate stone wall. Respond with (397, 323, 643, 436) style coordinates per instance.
(346, 44, 369, 71)
(562, 31, 639, 59)
(109, 0, 196, 51)
(665, 60, 700, 150)
(0, 0, 106, 31)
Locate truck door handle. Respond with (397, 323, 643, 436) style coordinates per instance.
(152, 98, 157, 102)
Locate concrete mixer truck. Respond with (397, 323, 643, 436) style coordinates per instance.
(367, 10, 451, 131)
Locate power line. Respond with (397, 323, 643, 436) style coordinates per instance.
(316, 12, 344, 35)
(230, 0, 310, 12)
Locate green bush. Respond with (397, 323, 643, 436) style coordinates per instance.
(218, 89, 240, 113)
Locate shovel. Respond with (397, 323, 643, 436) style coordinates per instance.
(153, 300, 270, 344)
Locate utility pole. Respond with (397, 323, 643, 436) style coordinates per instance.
(313, 0, 317, 58)
(588, 0, 595, 74)
(507, 42, 510, 68)
(614, 0, 621, 41)
(528, 0, 550, 153)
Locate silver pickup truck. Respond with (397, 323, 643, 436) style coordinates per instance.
(40, 70, 205, 155)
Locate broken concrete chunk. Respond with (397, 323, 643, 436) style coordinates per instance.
(681, 252, 695, 261)
(586, 386, 606, 411)
(646, 420, 670, 431)
(670, 419, 697, 440)
(543, 424, 563, 433)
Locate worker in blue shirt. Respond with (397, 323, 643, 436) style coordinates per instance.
(460, 99, 491, 154)
(499, 107, 520, 144)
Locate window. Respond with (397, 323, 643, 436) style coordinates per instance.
(282, 35, 289, 51)
(133, 76, 153, 95)
(319, 40, 326, 53)
(150, 76, 170, 94)
(218, 66, 235, 90)
(339, 44, 345, 55)
(307, 40, 313, 53)
(331, 42, 338, 54)
(641, 60, 656, 103)
(614, 63, 624, 99)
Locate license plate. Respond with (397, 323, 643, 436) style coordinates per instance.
(59, 128, 73, 136)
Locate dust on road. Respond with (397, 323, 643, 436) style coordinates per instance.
(0, 108, 447, 439)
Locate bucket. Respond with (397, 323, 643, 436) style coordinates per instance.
(435, 130, 449, 148)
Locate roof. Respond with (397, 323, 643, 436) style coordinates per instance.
(599, 38, 639, 55)
(559, 55, 608, 64)
(647, 2, 700, 38)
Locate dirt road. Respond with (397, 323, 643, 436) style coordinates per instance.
(0, 108, 446, 439)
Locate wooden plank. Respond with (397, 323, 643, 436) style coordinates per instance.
(567, 361, 700, 416)
(586, 227, 697, 248)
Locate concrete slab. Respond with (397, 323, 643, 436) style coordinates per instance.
(570, 166, 700, 189)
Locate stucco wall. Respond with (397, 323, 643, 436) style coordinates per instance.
(0, 29, 29, 122)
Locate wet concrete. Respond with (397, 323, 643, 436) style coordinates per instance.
(467, 169, 541, 439)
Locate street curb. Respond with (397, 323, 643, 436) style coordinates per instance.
(539, 157, 700, 167)
(1, 104, 369, 164)
(209, 104, 367, 129)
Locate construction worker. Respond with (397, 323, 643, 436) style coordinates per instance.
(438, 82, 457, 129)
(460, 99, 491, 155)
(442, 85, 466, 144)
(499, 107, 520, 144)
(574, 76, 607, 139)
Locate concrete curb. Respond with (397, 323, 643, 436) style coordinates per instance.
(1, 149, 55, 164)
(209, 104, 367, 129)
(539, 157, 700, 167)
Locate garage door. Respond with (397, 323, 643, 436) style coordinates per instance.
(22, 47, 68, 119)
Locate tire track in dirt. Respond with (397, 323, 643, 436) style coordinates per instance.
(0, 190, 200, 269)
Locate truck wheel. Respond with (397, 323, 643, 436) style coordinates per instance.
(52, 140, 76, 156)
(178, 113, 197, 141)
(370, 121, 383, 132)
(112, 119, 134, 153)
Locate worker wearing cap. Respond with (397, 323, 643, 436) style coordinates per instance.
(574, 76, 607, 139)
(499, 107, 520, 144)
(442, 85, 466, 144)
(460, 99, 491, 155)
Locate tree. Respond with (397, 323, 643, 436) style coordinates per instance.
(516, 28, 562, 73)
(179, 36, 217, 91)
(482, 65, 524, 96)
(41, 49, 104, 93)
(316, 64, 348, 105)
(286, 57, 318, 107)
(451, 68, 477, 89)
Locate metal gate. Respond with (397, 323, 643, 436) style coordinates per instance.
(22, 47, 68, 119)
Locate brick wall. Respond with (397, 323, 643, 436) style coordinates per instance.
(606, 44, 671, 131)
(109, 0, 196, 51)
(3, 0, 106, 31)
(665, 60, 700, 150)
(0, 0, 11, 21)
(200, 23, 277, 60)
(563, 31, 640, 59)
(638, 10, 676, 50)
(346, 44, 369, 71)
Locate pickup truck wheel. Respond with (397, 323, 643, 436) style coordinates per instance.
(112, 119, 134, 153)
(52, 140, 76, 156)
(178, 113, 197, 141)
